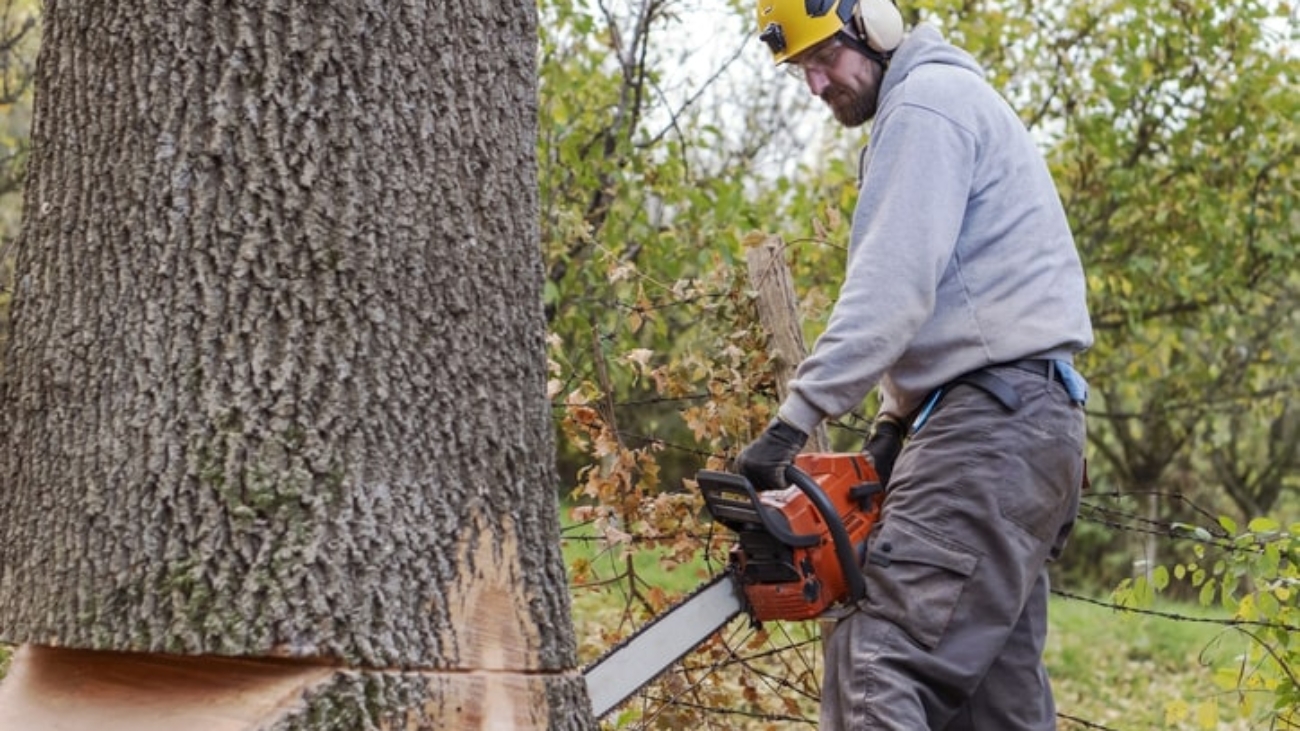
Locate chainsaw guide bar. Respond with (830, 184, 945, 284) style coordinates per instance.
(582, 572, 744, 719)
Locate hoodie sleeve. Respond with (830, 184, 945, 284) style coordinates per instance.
(777, 102, 978, 435)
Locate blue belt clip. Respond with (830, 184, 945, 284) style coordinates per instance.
(910, 387, 945, 435)
(1054, 360, 1089, 405)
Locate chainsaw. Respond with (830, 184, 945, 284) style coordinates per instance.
(583, 452, 885, 718)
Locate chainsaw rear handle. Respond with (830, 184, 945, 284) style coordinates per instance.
(783, 464, 869, 604)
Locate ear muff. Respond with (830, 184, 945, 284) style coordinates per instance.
(853, 0, 903, 53)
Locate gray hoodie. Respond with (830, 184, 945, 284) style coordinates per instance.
(778, 24, 1093, 434)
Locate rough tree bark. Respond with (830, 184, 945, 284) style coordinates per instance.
(0, 2, 594, 728)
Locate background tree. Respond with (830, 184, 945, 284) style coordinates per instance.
(538, 0, 861, 486)
(0, 2, 593, 728)
(1040, 0, 1299, 583)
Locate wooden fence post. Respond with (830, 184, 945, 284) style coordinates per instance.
(747, 235, 845, 665)
(745, 235, 829, 452)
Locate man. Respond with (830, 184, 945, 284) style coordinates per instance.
(736, 1, 1094, 729)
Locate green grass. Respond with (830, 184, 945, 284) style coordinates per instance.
(562, 514, 717, 592)
(1047, 594, 1253, 730)
(563, 513, 723, 670)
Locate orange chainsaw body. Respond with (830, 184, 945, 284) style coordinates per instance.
(698, 453, 884, 622)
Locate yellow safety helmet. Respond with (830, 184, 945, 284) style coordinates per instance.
(757, 0, 904, 64)
(756, 0, 853, 64)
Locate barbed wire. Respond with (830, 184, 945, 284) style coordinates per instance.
(1082, 488, 1230, 532)
(1058, 712, 1125, 730)
(568, 524, 1300, 636)
(569, 476, 1299, 728)
(1051, 588, 1300, 633)
(555, 370, 1299, 728)
(565, 487, 1248, 551)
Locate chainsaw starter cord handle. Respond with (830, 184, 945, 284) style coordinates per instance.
(783, 464, 869, 604)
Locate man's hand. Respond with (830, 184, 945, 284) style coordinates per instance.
(864, 415, 904, 488)
(736, 419, 808, 491)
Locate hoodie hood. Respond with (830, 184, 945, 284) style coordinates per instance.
(877, 24, 985, 105)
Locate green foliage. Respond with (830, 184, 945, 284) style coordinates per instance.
(1048, 0, 1300, 520)
(537, 0, 857, 487)
(0, 0, 36, 197)
(1115, 516, 1300, 726)
(0, 0, 38, 373)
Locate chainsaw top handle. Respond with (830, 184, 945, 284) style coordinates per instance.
(783, 463, 869, 604)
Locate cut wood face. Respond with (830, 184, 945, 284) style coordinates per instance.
(442, 513, 541, 673)
(0, 644, 590, 729)
(0, 645, 334, 730)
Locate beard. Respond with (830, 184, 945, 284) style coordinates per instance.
(823, 83, 878, 127)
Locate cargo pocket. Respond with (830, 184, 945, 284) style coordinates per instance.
(862, 519, 979, 650)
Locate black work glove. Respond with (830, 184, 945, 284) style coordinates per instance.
(736, 419, 808, 491)
(864, 416, 904, 489)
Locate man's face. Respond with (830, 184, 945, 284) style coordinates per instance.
(788, 35, 884, 127)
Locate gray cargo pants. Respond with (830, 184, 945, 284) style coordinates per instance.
(821, 363, 1085, 730)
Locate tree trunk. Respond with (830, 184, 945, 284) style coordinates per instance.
(0, 2, 594, 728)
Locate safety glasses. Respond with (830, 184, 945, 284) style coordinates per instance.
(785, 35, 847, 79)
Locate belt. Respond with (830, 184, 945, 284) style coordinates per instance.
(1009, 359, 1057, 379)
(910, 358, 1088, 434)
